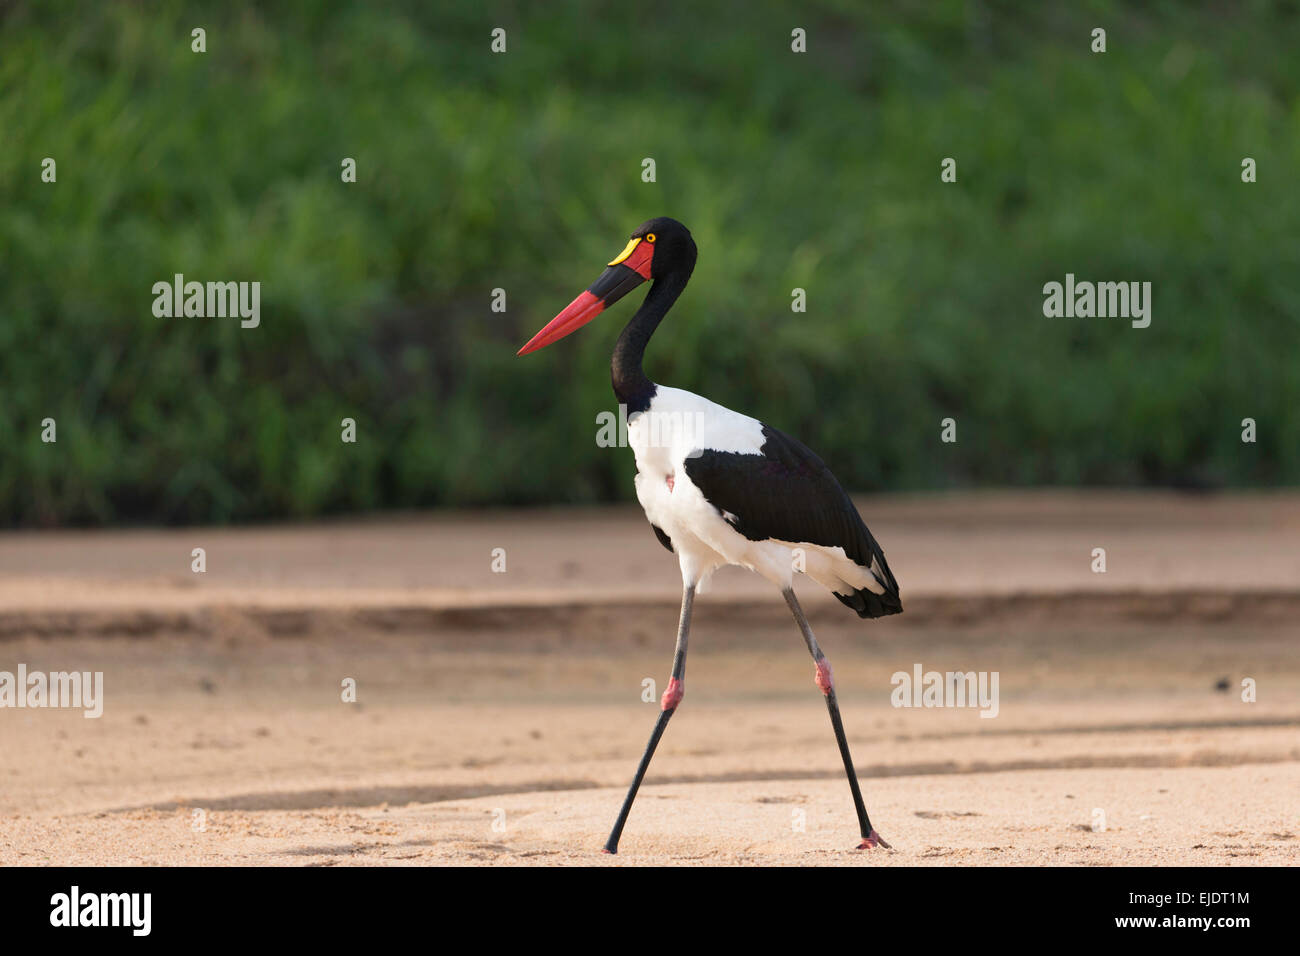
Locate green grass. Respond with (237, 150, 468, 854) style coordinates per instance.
(2, 1, 1298, 525)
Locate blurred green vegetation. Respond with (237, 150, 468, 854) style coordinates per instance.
(2, 1, 1298, 526)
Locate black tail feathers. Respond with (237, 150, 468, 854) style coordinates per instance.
(834, 585, 903, 620)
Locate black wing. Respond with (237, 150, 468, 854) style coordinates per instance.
(683, 424, 901, 619)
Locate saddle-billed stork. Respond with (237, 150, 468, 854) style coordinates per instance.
(518, 217, 902, 854)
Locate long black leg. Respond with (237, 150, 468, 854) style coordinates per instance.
(603, 584, 694, 854)
(783, 587, 890, 849)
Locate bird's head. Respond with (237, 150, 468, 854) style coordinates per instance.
(517, 217, 696, 355)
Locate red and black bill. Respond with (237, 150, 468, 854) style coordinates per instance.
(517, 235, 655, 355)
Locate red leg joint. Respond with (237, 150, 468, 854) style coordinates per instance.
(661, 677, 684, 711)
(814, 657, 834, 696)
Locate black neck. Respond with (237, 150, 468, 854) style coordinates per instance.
(611, 271, 688, 412)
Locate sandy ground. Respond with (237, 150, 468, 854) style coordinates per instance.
(0, 491, 1297, 866)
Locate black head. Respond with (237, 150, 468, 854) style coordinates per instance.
(625, 216, 697, 281)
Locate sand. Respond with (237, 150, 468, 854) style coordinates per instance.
(0, 491, 1297, 866)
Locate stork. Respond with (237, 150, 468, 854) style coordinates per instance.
(518, 217, 902, 854)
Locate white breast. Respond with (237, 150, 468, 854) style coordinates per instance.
(627, 386, 768, 587)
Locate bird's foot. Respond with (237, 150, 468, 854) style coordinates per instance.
(857, 829, 891, 849)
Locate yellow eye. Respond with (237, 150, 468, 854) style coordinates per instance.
(645, 233, 656, 243)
